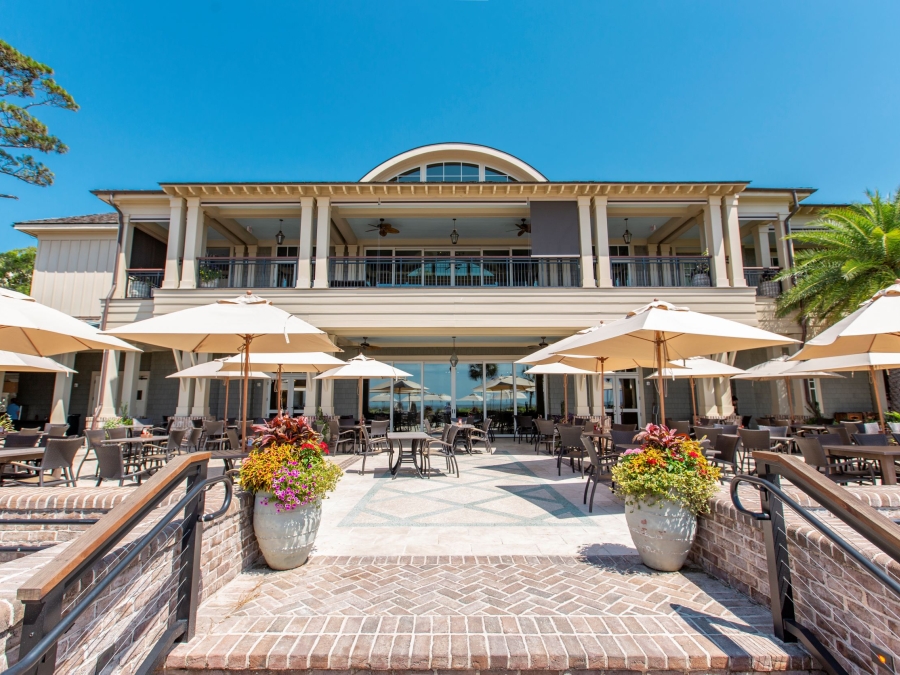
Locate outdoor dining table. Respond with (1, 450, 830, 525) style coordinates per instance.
(583, 429, 614, 452)
(822, 445, 900, 485)
(386, 431, 431, 479)
(0, 447, 45, 486)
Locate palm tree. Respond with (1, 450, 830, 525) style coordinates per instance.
(776, 189, 900, 407)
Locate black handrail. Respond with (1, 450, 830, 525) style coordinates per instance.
(5, 474, 232, 675)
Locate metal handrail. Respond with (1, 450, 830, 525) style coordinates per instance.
(5, 473, 232, 675)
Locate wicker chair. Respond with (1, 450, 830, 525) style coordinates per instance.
(7, 437, 82, 487)
(357, 424, 394, 475)
(795, 435, 876, 485)
(328, 419, 356, 454)
(708, 434, 741, 482)
(421, 425, 461, 478)
(468, 419, 493, 454)
(533, 419, 556, 455)
(582, 436, 617, 513)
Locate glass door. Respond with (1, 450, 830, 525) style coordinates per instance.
(604, 373, 642, 426)
(456, 362, 485, 422)
(423, 363, 453, 428)
(485, 362, 514, 434)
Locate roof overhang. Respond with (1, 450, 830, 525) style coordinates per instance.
(13, 223, 118, 236)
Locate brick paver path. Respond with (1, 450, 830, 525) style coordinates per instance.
(165, 555, 813, 673)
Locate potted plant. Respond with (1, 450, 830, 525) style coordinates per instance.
(198, 266, 222, 288)
(691, 258, 711, 287)
(239, 414, 343, 570)
(611, 424, 720, 571)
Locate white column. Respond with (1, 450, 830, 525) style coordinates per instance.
(702, 197, 729, 287)
(577, 196, 596, 288)
(592, 197, 612, 288)
(173, 350, 194, 416)
(313, 197, 331, 289)
(163, 198, 186, 289)
(98, 351, 120, 418)
(114, 214, 133, 299)
(722, 195, 746, 287)
(575, 374, 590, 415)
(303, 371, 318, 416)
(296, 197, 314, 288)
(191, 354, 211, 417)
(120, 351, 141, 418)
(179, 198, 203, 289)
(320, 379, 334, 415)
(589, 376, 603, 416)
(50, 353, 76, 424)
(756, 225, 772, 267)
(774, 215, 793, 290)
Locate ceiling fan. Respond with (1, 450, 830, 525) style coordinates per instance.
(507, 218, 531, 237)
(367, 218, 399, 237)
(358, 337, 381, 352)
(525, 337, 550, 350)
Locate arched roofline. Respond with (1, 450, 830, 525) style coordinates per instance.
(359, 142, 548, 183)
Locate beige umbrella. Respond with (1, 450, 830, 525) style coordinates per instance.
(0, 350, 77, 374)
(646, 357, 745, 422)
(731, 355, 842, 421)
(788, 353, 900, 431)
(524, 362, 593, 423)
(314, 354, 412, 423)
(167, 358, 272, 421)
(106, 291, 338, 441)
(220, 352, 345, 415)
(557, 299, 797, 423)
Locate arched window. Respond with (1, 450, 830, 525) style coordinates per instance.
(426, 162, 479, 182)
(485, 166, 517, 183)
(388, 167, 421, 183)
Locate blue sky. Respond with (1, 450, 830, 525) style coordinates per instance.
(2, 0, 898, 251)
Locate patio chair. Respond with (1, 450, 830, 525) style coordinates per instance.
(328, 419, 357, 454)
(852, 433, 889, 446)
(892, 432, 900, 446)
(142, 428, 187, 472)
(357, 424, 394, 475)
(18, 427, 41, 436)
(840, 420, 863, 436)
(716, 424, 739, 434)
(673, 420, 692, 436)
(556, 424, 587, 476)
(201, 420, 226, 451)
(795, 435, 876, 485)
(888, 422, 900, 434)
(533, 418, 557, 455)
(611, 423, 637, 432)
(95, 439, 148, 486)
(609, 429, 641, 453)
(43, 423, 69, 437)
(106, 426, 128, 441)
(708, 434, 741, 482)
(77, 429, 109, 477)
(181, 428, 202, 453)
(582, 436, 617, 513)
(738, 428, 776, 472)
(514, 416, 534, 444)
(825, 425, 853, 445)
(468, 418, 493, 454)
(859, 422, 881, 434)
(759, 425, 789, 438)
(7, 437, 83, 487)
(694, 426, 720, 450)
(422, 424, 460, 478)
(423, 418, 442, 438)
(2, 433, 41, 448)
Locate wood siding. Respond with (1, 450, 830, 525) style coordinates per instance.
(31, 236, 117, 319)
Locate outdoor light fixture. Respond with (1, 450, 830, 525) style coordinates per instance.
(450, 218, 459, 245)
(449, 337, 459, 368)
(622, 218, 632, 245)
(275, 219, 285, 246)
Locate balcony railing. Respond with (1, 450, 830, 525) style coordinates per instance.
(197, 257, 298, 288)
(328, 256, 581, 288)
(125, 269, 164, 298)
(744, 267, 782, 297)
(610, 256, 710, 288)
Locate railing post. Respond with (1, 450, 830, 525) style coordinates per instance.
(176, 460, 208, 643)
(17, 588, 63, 675)
(756, 460, 796, 643)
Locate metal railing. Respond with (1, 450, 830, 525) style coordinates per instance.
(730, 451, 900, 675)
(744, 266, 782, 297)
(328, 256, 581, 288)
(5, 453, 232, 675)
(197, 257, 297, 288)
(125, 269, 164, 298)
(609, 256, 710, 287)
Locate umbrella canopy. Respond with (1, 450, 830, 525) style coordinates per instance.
(523, 363, 593, 422)
(731, 355, 843, 421)
(315, 355, 412, 423)
(457, 393, 484, 402)
(557, 299, 797, 422)
(0, 350, 77, 374)
(105, 292, 338, 441)
(791, 281, 900, 361)
(484, 375, 535, 392)
(0, 290, 140, 356)
(167, 359, 272, 380)
(645, 356, 745, 422)
(370, 379, 425, 393)
(219, 352, 344, 373)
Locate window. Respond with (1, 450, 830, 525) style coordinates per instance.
(206, 247, 231, 258)
(484, 166, 517, 182)
(388, 167, 421, 183)
(426, 162, 479, 182)
(807, 378, 820, 408)
(609, 245, 630, 257)
(276, 246, 298, 258)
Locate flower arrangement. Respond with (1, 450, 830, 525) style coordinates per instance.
(0, 414, 14, 433)
(239, 414, 342, 513)
(611, 423, 720, 515)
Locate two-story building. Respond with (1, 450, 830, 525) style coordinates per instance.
(9, 143, 883, 432)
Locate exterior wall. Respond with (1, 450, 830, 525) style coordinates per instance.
(31, 235, 117, 319)
(819, 372, 875, 417)
(733, 348, 775, 424)
(69, 352, 103, 432)
(145, 350, 180, 424)
(333, 380, 359, 417)
(11, 373, 55, 426)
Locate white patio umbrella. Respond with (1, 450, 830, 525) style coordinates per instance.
(0, 288, 140, 356)
(0, 350, 77, 374)
(167, 358, 272, 422)
(106, 291, 339, 441)
(557, 299, 798, 422)
(220, 352, 345, 415)
(314, 354, 412, 423)
(788, 353, 900, 431)
(645, 357, 745, 422)
(731, 355, 842, 421)
(790, 281, 900, 360)
(524, 362, 594, 423)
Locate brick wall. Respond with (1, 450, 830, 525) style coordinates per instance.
(0, 484, 259, 672)
(690, 484, 900, 674)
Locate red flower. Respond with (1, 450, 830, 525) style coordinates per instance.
(687, 450, 699, 459)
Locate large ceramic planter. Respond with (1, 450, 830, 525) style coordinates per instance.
(253, 493, 322, 570)
(625, 498, 697, 572)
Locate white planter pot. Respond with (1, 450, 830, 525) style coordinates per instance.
(625, 498, 697, 572)
(253, 493, 322, 570)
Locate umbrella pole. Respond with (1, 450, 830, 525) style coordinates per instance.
(358, 376, 363, 424)
(277, 365, 283, 416)
(242, 336, 251, 445)
(564, 373, 568, 422)
(224, 378, 230, 421)
(600, 358, 606, 429)
(870, 365, 886, 432)
(785, 377, 795, 421)
(656, 334, 666, 425)
(690, 376, 697, 423)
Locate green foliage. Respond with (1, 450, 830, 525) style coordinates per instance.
(0, 40, 78, 192)
(0, 413, 14, 432)
(0, 247, 35, 294)
(776, 190, 900, 325)
(885, 410, 900, 423)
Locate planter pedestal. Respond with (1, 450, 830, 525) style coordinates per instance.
(253, 493, 322, 570)
(625, 498, 697, 572)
